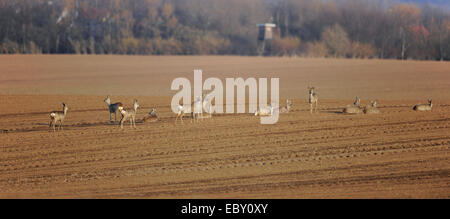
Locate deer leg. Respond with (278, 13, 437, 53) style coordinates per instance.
(60, 120, 63, 130)
(143, 115, 147, 123)
(176, 112, 182, 124)
(53, 119, 56, 132)
(119, 116, 124, 129)
(310, 104, 313, 114)
(315, 101, 318, 113)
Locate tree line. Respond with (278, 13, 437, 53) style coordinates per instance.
(0, 0, 449, 60)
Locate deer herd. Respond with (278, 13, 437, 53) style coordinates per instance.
(48, 88, 435, 132)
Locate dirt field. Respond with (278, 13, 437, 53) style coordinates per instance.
(0, 55, 449, 198)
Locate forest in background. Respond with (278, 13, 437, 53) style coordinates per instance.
(0, 0, 449, 60)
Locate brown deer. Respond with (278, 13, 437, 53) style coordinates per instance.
(343, 97, 363, 114)
(49, 103, 69, 132)
(280, 99, 293, 113)
(119, 99, 139, 129)
(413, 99, 433, 111)
(104, 95, 123, 123)
(308, 87, 318, 114)
(143, 108, 159, 122)
(363, 100, 381, 114)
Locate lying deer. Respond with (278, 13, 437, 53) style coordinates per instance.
(143, 108, 159, 122)
(255, 105, 274, 116)
(363, 100, 380, 114)
(413, 99, 433, 111)
(280, 99, 292, 113)
(343, 97, 363, 114)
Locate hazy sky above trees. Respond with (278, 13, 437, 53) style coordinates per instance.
(0, 0, 448, 60)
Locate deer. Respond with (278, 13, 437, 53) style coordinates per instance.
(175, 93, 212, 124)
(192, 93, 214, 121)
(104, 95, 123, 123)
(202, 93, 213, 119)
(308, 87, 318, 114)
(343, 97, 363, 114)
(119, 99, 139, 129)
(413, 99, 433, 111)
(280, 99, 292, 113)
(192, 95, 203, 122)
(255, 104, 274, 116)
(175, 105, 189, 124)
(49, 103, 69, 132)
(363, 100, 381, 114)
(143, 107, 159, 122)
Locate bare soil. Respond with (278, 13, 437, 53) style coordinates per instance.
(0, 55, 449, 198)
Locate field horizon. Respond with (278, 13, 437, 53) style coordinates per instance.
(1, 55, 450, 100)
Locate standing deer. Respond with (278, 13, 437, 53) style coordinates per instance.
(192, 93, 214, 121)
(175, 93, 212, 124)
(203, 93, 213, 119)
(175, 105, 188, 124)
(280, 99, 292, 113)
(413, 99, 433, 111)
(343, 97, 363, 114)
(192, 96, 203, 122)
(119, 99, 139, 129)
(104, 95, 123, 123)
(49, 103, 69, 132)
(308, 87, 318, 114)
